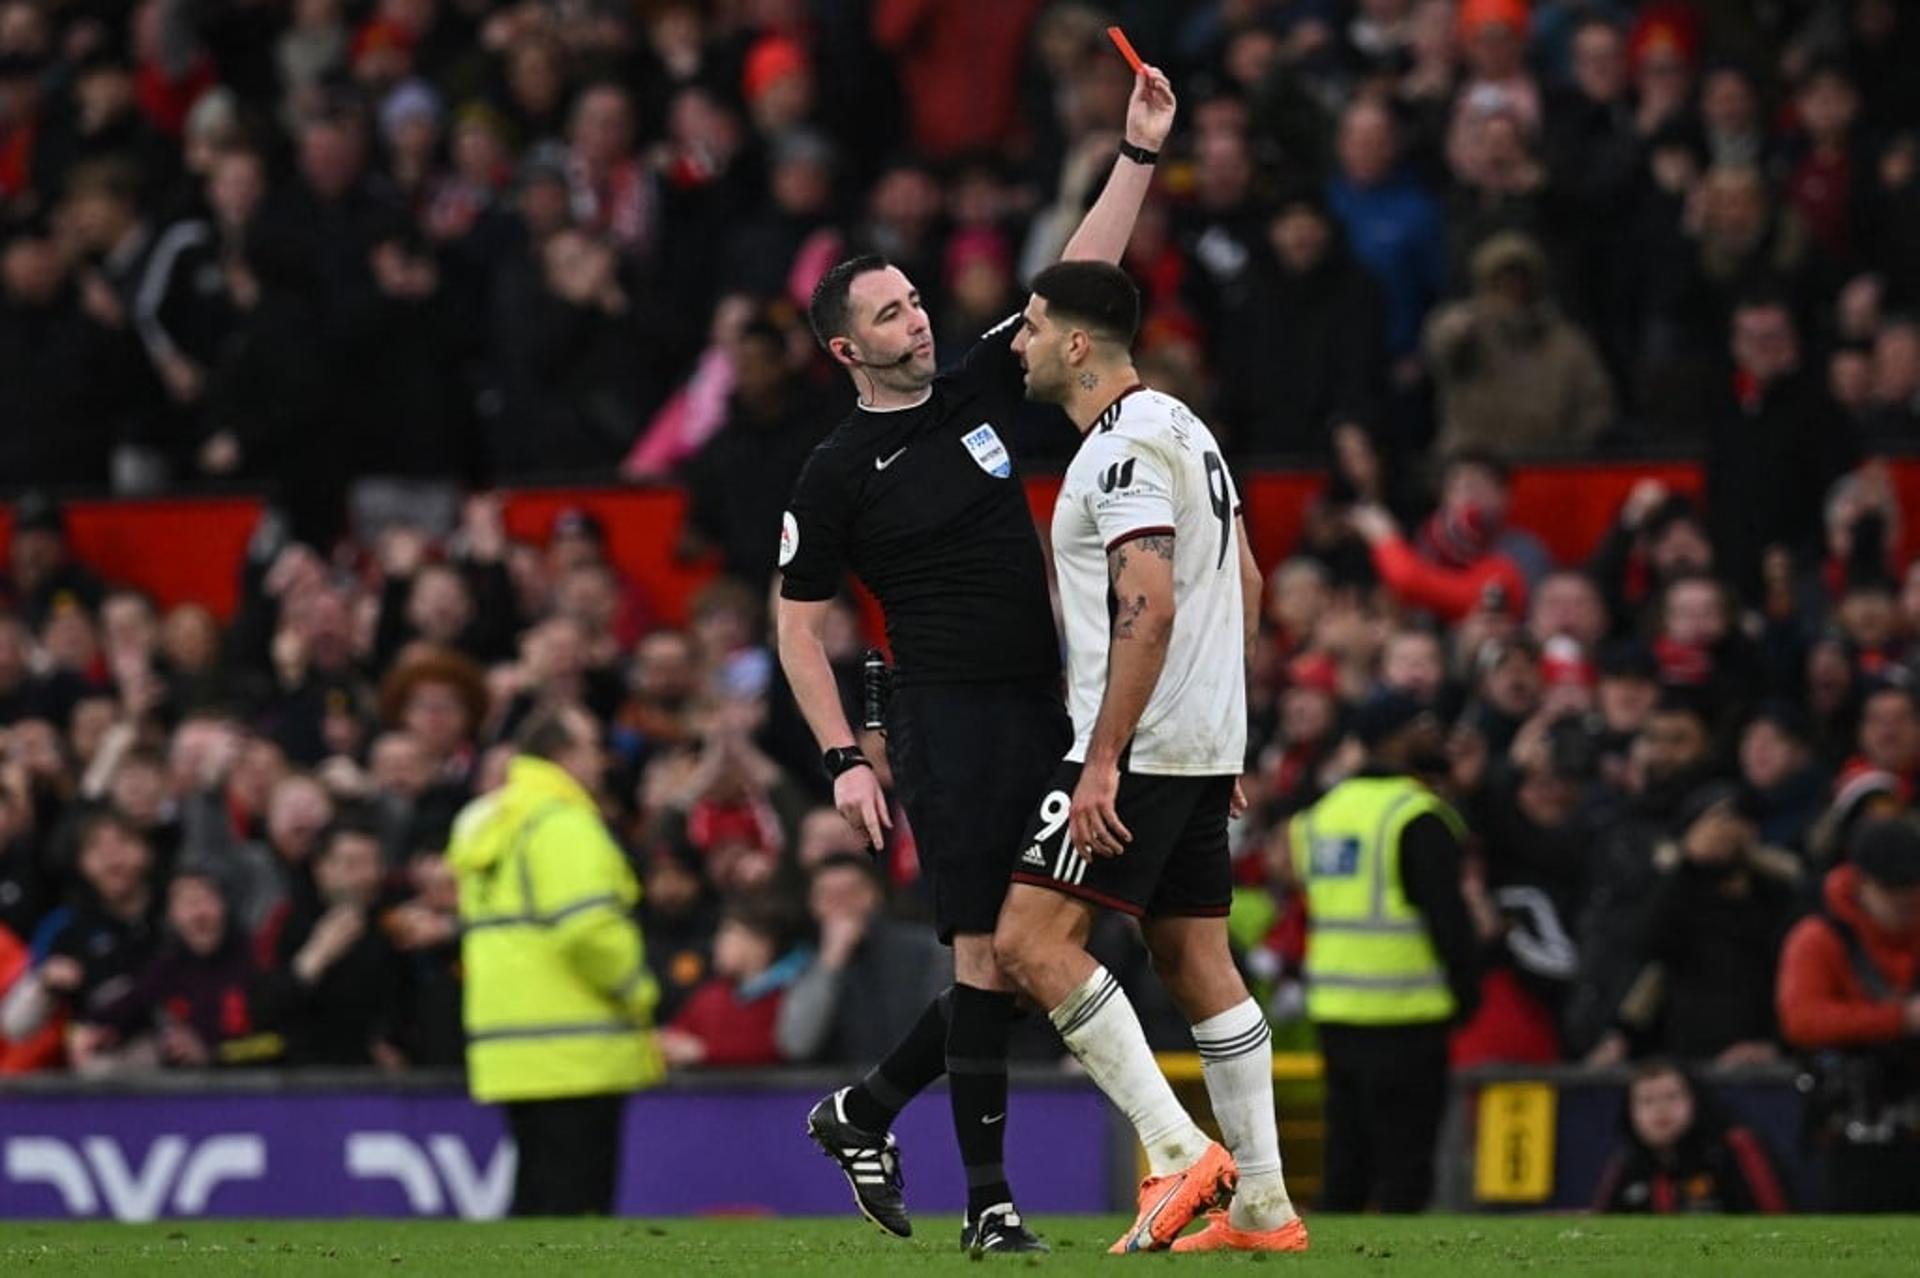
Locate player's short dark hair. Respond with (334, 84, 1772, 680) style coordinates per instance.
(808, 253, 891, 350)
(1029, 260, 1142, 347)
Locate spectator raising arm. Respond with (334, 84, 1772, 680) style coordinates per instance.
(1351, 504, 1528, 623)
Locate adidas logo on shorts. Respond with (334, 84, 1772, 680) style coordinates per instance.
(1019, 844, 1047, 868)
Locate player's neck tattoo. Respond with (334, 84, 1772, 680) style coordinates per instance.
(1078, 370, 1099, 391)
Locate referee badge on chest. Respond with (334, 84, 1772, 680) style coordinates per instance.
(962, 424, 1011, 479)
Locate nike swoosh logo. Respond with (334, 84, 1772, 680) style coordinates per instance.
(981, 1113, 1005, 1126)
(874, 448, 907, 470)
(1131, 1176, 1187, 1250)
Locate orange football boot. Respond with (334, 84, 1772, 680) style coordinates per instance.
(1169, 1209, 1311, 1254)
(1107, 1141, 1237, 1253)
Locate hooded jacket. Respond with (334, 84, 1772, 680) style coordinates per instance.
(1426, 232, 1615, 457)
(449, 755, 663, 1102)
(1778, 865, 1920, 1050)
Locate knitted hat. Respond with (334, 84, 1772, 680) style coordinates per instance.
(743, 34, 810, 103)
(1851, 818, 1920, 887)
(1458, 0, 1530, 41)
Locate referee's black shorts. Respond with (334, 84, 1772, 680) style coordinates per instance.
(885, 678, 1071, 943)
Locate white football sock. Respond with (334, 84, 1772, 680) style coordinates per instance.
(1193, 997, 1295, 1230)
(1049, 965, 1211, 1177)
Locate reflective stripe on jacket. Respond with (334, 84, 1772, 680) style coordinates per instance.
(449, 756, 664, 1102)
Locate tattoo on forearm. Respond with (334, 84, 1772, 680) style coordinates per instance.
(1106, 533, 1175, 585)
(1133, 534, 1174, 559)
(1113, 593, 1148, 639)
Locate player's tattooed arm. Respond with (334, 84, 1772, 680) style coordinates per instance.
(1131, 534, 1174, 560)
(1109, 536, 1173, 640)
(1089, 531, 1177, 773)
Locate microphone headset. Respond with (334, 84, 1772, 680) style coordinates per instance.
(834, 339, 920, 406)
(835, 341, 919, 370)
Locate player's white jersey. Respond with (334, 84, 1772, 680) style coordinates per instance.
(1052, 386, 1246, 776)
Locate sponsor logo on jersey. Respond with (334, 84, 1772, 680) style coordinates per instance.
(1098, 458, 1136, 494)
(778, 511, 799, 567)
(962, 424, 1011, 479)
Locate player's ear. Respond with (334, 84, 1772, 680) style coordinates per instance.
(831, 338, 857, 367)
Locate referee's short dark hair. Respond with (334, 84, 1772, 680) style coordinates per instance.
(809, 253, 892, 350)
(1030, 260, 1141, 347)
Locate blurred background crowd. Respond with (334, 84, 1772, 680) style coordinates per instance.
(0, 0, 1918, 1155)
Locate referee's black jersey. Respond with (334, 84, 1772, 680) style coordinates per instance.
(778, 313, 1062, 687)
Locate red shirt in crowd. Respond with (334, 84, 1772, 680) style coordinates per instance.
(1369, 533, 1528, 623)
(0, 926, 64, 1073)
(872, 0, 1046, 159)
(1778, 865, 1920, 1049)
(666, 979, 783, 1067)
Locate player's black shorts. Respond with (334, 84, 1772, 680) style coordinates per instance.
(885, 679, 1072, 943)
(1008, 760, 1235, 918)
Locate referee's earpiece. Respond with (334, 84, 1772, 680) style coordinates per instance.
(835, 338, 916, 371)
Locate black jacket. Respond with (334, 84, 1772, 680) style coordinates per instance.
(1192, 235, 1387, 457)
(262, 901, 406, 1067)
(1627, 850, 1803, 1059)
(1707, 368, 1860, 603)
(682, 390, 832, 586)
(1592, 1075, 1789, 1213)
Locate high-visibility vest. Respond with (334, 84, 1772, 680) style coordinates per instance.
(449, 756, 665, 1103)
(1290, 774, 1460, 1026)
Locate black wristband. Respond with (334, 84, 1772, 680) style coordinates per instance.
(822, 746, 871, 779)
(1118, 139, 1160, 166)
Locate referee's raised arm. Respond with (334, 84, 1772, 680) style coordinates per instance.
(1057, 64, 1176, 265)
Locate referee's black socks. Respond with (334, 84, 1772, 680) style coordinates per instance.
(948, 983, 1018, 1217)
(843, 987, 953, 1133)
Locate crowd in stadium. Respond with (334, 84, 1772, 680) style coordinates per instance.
(1, 0, 1919, 1106)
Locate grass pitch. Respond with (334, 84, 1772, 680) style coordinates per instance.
(4, 1215, 1919, 1276)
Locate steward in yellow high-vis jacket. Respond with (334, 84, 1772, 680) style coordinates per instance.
(448, 703, 664, 1216)
(1289, 691, 1480, 1215)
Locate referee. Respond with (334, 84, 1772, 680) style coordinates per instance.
(779, 64, 1176, 1253)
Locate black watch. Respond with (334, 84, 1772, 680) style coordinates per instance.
(1118, 139, 1160, 166)
(822, 746, 871, 779)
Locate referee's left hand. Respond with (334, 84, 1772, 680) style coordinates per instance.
(1070, 762, 1132, 858)
(1124, 64, 1177, 153)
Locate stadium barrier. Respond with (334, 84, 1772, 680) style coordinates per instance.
(1151, 1055, 1814, 1213)
(0, 457, 1772, 624)
(0, 1061, 1823, 1218)
(1441, 1062, 1813, 1212)
(0, 1069, 1129, 1221)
